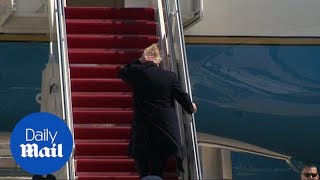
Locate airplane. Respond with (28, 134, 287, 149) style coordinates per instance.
(1, 0, 319, 179)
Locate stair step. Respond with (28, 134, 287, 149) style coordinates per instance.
(70, 65, 121, 78)
(72, 92, 133, 108)
(76, 159, 135, 172)
(68, 48, 143, 64)
(75, 143, 129, 156)
(77, 172, 178, 180)
(76, 155, 129, 159)
(74, 126, 131, 140)
(65, 7, 154, 20)
(75, 142, 129, 157)
(76, 159, 177, 173)
(0, 157, 17, 169)
(66, 19, 156, 35)
(77, 172, 139, 180)
(0, 169, 31, 177)
(67, 34, 158, 49)
(73, 108, 133, 124)
(75, 139, 129, 143)
(0, 148, 12, 156)
(0, 132, 10, 150)
(71, 79, 131, 92)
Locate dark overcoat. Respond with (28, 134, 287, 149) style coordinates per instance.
(118, 60, 194, 172)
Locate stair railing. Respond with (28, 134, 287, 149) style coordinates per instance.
(46, 0, 76, 179)
(151, 0, 202, 179)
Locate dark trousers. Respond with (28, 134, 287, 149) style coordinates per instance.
(135, 154, 169, 178)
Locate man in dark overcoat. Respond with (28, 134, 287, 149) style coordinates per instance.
(118, 44, 197, 178)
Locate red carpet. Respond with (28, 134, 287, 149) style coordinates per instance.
(66, 6, 178, 180)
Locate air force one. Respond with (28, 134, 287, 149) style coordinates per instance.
(187, 44, 320, 167)
(1, 0, 320, 179)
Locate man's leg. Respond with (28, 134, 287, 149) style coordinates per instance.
(134, 156, 149, 178)
(149, 154, 168, 178)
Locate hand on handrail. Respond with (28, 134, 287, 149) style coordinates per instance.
(192, 102, 197, 113)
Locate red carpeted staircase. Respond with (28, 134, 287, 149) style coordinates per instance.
(65, 6, 178, 180)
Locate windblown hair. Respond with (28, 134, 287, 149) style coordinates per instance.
(302, 164, 318, 170)
(300, 164, 319, 176)
(144, 43, 162, 64)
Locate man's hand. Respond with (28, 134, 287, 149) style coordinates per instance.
(139, 52, 155, 64)
(192, 103, 197, 113)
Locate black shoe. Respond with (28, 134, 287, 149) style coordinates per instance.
(32, 174, 56, 180)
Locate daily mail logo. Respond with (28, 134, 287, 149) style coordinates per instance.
(20, 128, 63, 158)
(10, 113, 73, 175)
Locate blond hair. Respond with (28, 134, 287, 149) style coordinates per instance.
(144, 43, 162, 64)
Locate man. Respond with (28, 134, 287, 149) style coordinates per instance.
(301, 165, 319, 180)
(118, 44, 197, 178)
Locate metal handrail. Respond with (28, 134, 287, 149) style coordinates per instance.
(157, 0, 170, 69)
(155, 0, 202, 179)
(54, 0, 76, 179)
(170, 0, 202, 179)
